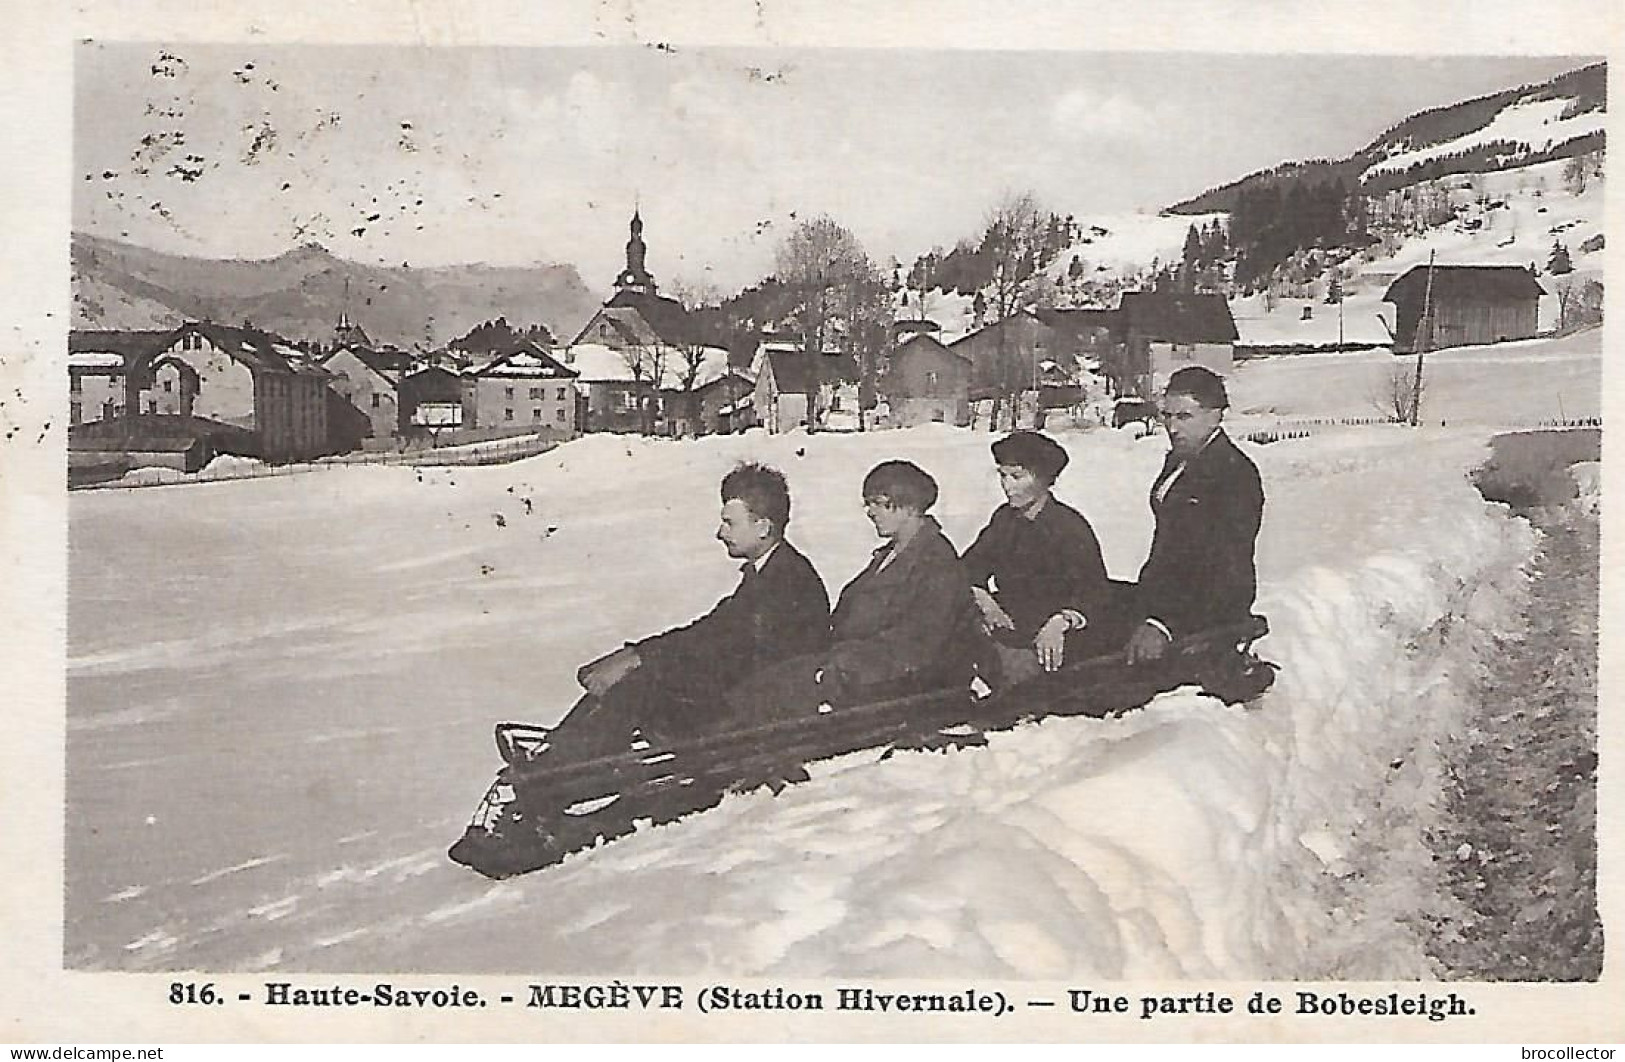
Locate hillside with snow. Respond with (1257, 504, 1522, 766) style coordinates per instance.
(1231, 156, 1604, 349)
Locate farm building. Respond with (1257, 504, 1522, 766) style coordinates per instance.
(1383, 264, 1544, 353)
(1112, 292, 1238, 397)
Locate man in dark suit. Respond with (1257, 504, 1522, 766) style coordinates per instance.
(551, 462, 831, 756)
(1125, 366, 1265, 664)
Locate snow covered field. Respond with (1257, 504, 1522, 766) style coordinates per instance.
(65, 337, 1596, 976)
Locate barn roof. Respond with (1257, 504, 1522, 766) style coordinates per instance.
(1117, 292, 1238, 344)
(1383, 264, 1546, 304)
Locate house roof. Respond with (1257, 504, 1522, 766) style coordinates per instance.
(569, 342, 734, 389)
(1117, 292, 1239, 344)
(894, 332, 971, 364)
(468, 345, 578, 380)
(68, 329, 174, 367)
(760, 350, 820, 395)
(1035, 307, 1117, 336)
(322, 345, 413, 383)
(572, 289, 694, 348)
(399, 365, 464, 402)
(1383, 264, 1546, 304)
(181, 322, 331, 376)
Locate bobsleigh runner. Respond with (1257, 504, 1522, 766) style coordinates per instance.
(448, 616, 1276, 879)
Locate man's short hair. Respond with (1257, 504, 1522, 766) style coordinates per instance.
(862, 460, 939, 514)
(721, 462, 791, 536)
(1164, 366, 1229, 410)
(991, 430, 1069, 485)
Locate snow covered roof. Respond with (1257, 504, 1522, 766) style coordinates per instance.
(68, 329, 173, 366)
(322, 345, 414, 382)
(567, 342, 734, 389)
(181, 323, 329, 377)
(69, 350, 126, 370)
(466, 345, 578, 380)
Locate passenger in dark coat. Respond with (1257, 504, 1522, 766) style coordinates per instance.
(1125, 367, 1265, 664)
(962, 431, 1111, 681)
(727, 460, 980, 716)
(550, 463, 831, 756)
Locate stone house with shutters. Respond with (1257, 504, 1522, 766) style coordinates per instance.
(461, 343, 579, 434)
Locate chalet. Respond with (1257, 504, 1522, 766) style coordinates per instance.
(685, 370, 756, 435)
(320, 345, 409, 441)
(461, 344, 579, 435)
(1382, 264, 1544, 353)
(884, 332, 972, 427)
(398, 366, 465, 435)
(1113, 292, 1239, 397)
(568, 344, 663, 434)
(658, 347, 751, 437)
(949, 312, 1062, 403)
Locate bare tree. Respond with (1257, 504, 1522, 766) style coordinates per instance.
(978, 190, 1058, 429)
(667, 276, 723, 436)
(618, 339, 668, 435)
(1554, 276, 1605, 334)
(1371, 360, 1423, 423)
(773, 215, 886, 431)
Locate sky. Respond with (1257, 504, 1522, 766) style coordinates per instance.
(73, 45, 1593, 294)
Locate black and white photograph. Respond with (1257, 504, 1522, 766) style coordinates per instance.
(2, 0, 1619, 1045)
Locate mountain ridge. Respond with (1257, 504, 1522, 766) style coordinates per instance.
(71, 232, 602, 350)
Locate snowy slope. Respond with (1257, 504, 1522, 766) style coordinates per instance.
(1364, 98, 1605, 181)
(66, 357, 1567, 974)
(1048, 211, 1227, 283)
(1233, 158, 1603, 349)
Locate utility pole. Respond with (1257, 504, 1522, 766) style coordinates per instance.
(1409, 250, 1436, 427)
(1337, 283, 1345, 352)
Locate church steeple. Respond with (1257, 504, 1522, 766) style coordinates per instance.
(615, 207, 657, 296)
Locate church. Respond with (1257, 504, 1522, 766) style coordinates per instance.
(568, 208, 696, 354)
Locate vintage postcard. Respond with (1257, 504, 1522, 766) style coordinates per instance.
(1, 0, 1620, 1045)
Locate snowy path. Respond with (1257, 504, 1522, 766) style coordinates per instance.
(67, 421, 1542, 977)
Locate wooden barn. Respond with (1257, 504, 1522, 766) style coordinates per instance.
(1383, 265, 1545, 353)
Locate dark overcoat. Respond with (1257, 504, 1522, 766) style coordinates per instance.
(636, 540, 832, 698)
(726, 516, 980, 715)
(1136, 428, 1264, 639)
(961, 497, 1111, 642)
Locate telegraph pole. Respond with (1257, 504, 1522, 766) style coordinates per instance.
(1409, 250, 1437, 427)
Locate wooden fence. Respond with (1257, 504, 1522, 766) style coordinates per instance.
(72, 433, 561, 491)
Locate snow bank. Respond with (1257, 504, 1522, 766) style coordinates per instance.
(1569, 461, 1600, 515)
